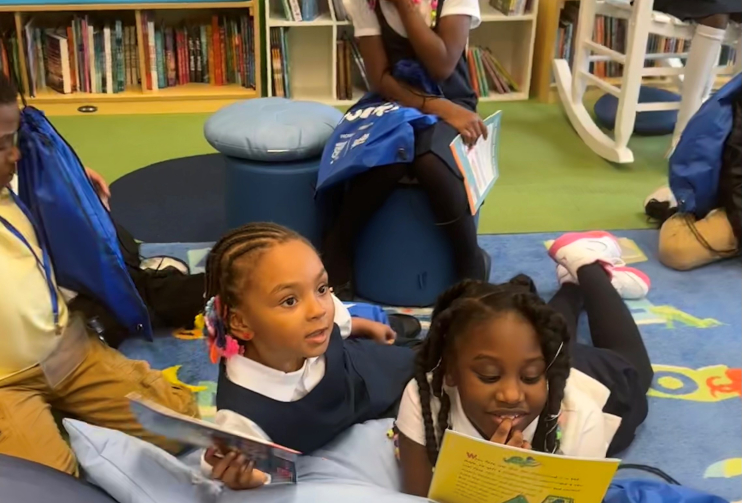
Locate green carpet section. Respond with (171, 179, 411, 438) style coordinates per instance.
(49, 101, 669, 235)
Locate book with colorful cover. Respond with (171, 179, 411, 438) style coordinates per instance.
(127, 393, 299, 485)
(449, 110, 502, 215)
(428, 429, 619, 503)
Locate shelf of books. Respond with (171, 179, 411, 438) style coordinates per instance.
(266, 0, 539, 105)
(0, 2, 260, 115)
(531, 0, 738, 103)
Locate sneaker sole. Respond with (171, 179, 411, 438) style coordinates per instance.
(548, 231, 620, 260)
(613, 266, 651, 289)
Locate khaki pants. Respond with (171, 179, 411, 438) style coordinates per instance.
(0, 334, 198, 475)
(659, 209, 739, 270)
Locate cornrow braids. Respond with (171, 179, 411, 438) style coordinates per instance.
(204, 222, 309, 333)
(414, 275, 572, 466)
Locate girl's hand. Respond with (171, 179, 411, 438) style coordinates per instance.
(205, 447, 268, 490)
(435, 101, 488, 147)
(489, 418, 532, 450)
(350, 318, 397, 345)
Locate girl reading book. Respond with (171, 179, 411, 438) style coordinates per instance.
(321, 0, 490, 300)
(395, 231, 654, 496)
(199, 223, 416, 489)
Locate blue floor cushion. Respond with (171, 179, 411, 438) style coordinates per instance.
(594, 86, 681, 136)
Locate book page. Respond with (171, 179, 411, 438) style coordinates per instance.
(450, 111, 501, 215)
(428, 430, 619, 503)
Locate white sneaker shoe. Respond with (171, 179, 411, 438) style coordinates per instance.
(548, 231, 622, 277)
(555, 263, 650, 299)
(140, 256, 190, 275)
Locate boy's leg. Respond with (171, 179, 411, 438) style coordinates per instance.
(658, 210, 739, 270)
(0, 367, 77, 475)
(52, 335, 198, 454)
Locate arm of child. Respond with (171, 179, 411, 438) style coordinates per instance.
(333, 293, 353, 338)
(349, 316, 396, 344)
(395, 379, 435, 496)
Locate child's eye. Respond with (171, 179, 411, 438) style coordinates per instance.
(521, 375, 543, 385)
(281, 297, 298, 307)
(476, 373, 500, 384)
(318, 284, 329, 295)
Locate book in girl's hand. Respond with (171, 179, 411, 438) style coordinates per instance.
(450, 111, 501, 215)
(127, 393, 299, 485)
(428, 429, 620, 503)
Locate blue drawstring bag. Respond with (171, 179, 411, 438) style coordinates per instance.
(606, 479, 728, 503)
(17, 106, 152, 340)
(317, 60, 440, 191)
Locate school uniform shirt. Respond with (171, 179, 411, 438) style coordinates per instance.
(342, 0, 481, 39)
(395, 368, 622, 458)
(0, 187, 68, 381)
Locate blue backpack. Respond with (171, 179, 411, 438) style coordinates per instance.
(317, 60, 439, 191)
(606, 479, 727, 503)
(17, 106, 152, 340)
(669, 73, 742, 217)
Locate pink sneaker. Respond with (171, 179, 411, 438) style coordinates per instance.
(555, 264, 650, 299)
(548, 231, 622, 277)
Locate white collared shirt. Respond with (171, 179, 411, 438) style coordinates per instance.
(342, 0, 481, 39)
(395, 368, 622, 458)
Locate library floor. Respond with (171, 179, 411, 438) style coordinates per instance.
(49, 100, 669, 234)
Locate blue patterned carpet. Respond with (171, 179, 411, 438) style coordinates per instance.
(120, 229, 742, 501)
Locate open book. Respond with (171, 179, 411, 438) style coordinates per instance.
(128, 394, 299, 484)
(449, 111, 502, 215)
(428, 430, 620, 503)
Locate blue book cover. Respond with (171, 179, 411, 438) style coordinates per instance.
(449, 111, 502, 215)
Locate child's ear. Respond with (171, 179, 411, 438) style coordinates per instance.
(444, 370, 457, 387)
(229, 309, 254, 341)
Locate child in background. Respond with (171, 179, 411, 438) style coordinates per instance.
(395, 232, 654, 497)
(200, 223, 416, 490)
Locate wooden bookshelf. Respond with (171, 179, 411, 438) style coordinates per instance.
(265, 0, 540, 105)
(1, 1, 260, 115)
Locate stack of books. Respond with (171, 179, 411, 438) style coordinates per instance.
(467, 46, 519, 97)
(0, 33, 24, 92)
(139, 12, 256, 91)
(23, 17, 138, 96)
(489, 0, 532, 16)
(276, 0, 319, 21)
(269, 27, 290, 97)
(336, 33, 368, 100)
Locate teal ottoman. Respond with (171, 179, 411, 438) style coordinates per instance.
(204, 98, 343, 246)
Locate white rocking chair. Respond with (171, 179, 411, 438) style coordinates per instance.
(554, 0, 742, 164)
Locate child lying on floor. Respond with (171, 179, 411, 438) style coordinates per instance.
(395, 232, 654, 496)
(199, 222, 416, 489)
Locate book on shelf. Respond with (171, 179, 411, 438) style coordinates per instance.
(554, 8, 738, 81)
(427, 429, 619, 503)
(336, 33, 367, 100)
(467, 46, 519, 97)
(489, 0, 532, 16)
(277, 0, 320, 22)
(270, 27, 290, 97)
(127, 393, 299, 485)
(139, 12, 256, 92)
(22, 16, 136, 97)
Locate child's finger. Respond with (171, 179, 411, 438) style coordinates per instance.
(211, 451, 237, 479)
(507, 429, 524, 448)
(204, 447, 221, 467)
(490, 418, 512, 444)
(222, 454, 248, 487)
(522, 440, 532, 451)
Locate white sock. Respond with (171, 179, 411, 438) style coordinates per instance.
(672, 24, 726, 148)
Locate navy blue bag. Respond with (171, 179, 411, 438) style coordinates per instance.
(17, 106, 152, 340)
(605, 479, 727, 503)
(669, 73, 742, 217)
(317, 61, 440, 191)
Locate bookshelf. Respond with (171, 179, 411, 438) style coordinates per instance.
(530, 0, 737, 103)
(265, 0, 540, 105)
(0, 1, 261, 115)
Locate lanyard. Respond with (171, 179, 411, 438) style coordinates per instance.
(0, 190, 61, 334)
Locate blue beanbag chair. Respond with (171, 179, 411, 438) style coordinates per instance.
(594, 86, 681, 136)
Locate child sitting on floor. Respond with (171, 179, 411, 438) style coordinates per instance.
(200, 222, 416, 490)
(395, 232, 654, 497)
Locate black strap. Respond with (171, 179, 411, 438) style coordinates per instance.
(617, 464, 681, 486)
(434, 0, 445, 30)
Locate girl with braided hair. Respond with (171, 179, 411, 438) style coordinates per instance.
(396, 232, 654, 496)
(198, 222, 416, 490)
